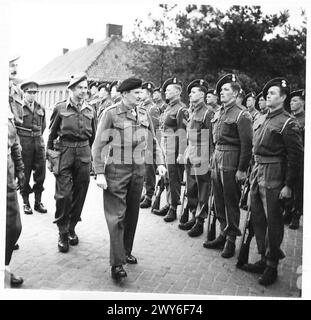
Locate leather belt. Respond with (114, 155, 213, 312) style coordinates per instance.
(254, 155, 285, 164)
(215, 144, 240, 151)
(59, 140, 89, 147)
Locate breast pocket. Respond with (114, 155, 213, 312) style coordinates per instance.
(61, 111, 78, 132)
(35, 109, 44, 126)
(114, 120, 133, 146)
(221, 118, 236, 136)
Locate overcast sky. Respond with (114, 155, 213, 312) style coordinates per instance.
(8, 0, 308, 79)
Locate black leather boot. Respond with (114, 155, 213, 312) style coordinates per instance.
(58, 232, 69, 253)
(240, 258, 266, 274)
(188, 218, 204, 237)
(34, 202, 47, 213)
(140, 197, 152, 209)
(153, 204, 169, 216)
(289, 211, 301, 230)
(258, 266, 278, 286)
(179, 206, 189, 224)
(163, 207, 177, 222)
(111, 265, 127, 280)
(203, 234, 226, 249)
(68, 229, 79, 246)
(221, 240, 236, 258)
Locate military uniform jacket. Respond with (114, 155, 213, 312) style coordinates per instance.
(293, 110, 305, 146)
(211, 101, 253, 172)
(7, 108, 24, 191)
(160, 98, 189, 156)
(184, 102, 214, 165)
(253, 108, 303, 189)
(140, 98, 160, 131)
(97, 97, 113, 120)
(92, 101, 165, 173)
(17, 101, 46, 137)
(155, 101, 167, 114)
(9, 80, 23, 126)
(47, 98, 96, 150)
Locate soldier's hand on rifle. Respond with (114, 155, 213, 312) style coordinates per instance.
(236, 170, 247, 183)
(279, 185, 292, 199)
(96, 173, 108, 190)
(157, 165, 167, 177)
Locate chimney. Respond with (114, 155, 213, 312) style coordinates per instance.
(106, 24, 123, 38)
(63, 48, 69, 55)
(86, 38, 94, 46)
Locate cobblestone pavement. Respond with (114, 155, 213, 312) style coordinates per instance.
(7, 165, 302, 298)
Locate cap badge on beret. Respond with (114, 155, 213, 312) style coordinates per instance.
(232, 74, 236, 82)
(148, 83, 151, 89)
(200, 80, 204, 85)
(281, 80, 287, 88)
(213, 90, 217, 95)
(302, 90, 305, 96)
(173, 78, 177, 84)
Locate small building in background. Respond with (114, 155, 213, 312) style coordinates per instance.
(30, 24, 135, 110)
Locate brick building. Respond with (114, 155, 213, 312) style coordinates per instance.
(30, 24, 135, 109)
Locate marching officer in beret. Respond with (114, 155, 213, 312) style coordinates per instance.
(284, 89, 305, 229)
(153, 87, 167, 114)
(178, 79, 214, 237)
(47, 74, 96, 253)
(18, 81, 47, 215)
(97, 82, 113, 119)
(255, 92, 268, 115)
(206, 89, 220, 111)
(204, 74, 253, 258)
(242, 91, 259, 121)
(139, 81, 161, 209)
(244, 78, 303, 285)
(152, 77, 189, 222)
(6, 56, 25, 287)
(92, 77, 166, 280)
(110, 80, 122, 104)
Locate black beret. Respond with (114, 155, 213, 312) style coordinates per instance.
(89, 81, 100, 89)
(162, 77, 183, 93)
(117, 78, 142, 93)
(153, 86, 162, 93)
(109, 80, 121, 92)
(206, 89, 217, 95)
(20, 81, 39, 92)
(262, 77, 290, 100)
(262, 77, 291, 112)
(141, 81, 155, 93)
(187, 79, 208, 95)
(242, 91, 256, 107)
(68, 74, 88, 89)
(215, 73, 240, 96)
(290, 89, 305, 100)
(98, 81, 111, 92)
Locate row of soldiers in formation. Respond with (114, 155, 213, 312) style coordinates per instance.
(7, 53, 304, 288)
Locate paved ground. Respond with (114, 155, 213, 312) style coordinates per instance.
(7, 166, 303, 298)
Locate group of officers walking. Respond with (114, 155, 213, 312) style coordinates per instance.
(7, 53, 304, 289)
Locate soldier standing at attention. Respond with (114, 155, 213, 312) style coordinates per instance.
(286, 89, 305, 230)
(18, 81, 47, 215)
(245, 78, 303, 285)
(204, 74, 253, 258)
(110, 80, 122, 104)
(139, 82, 161, 209)
(47, 74, 96, 253)
(153, 86, 167, 114)
(243, 91, 259, 121)
(152, 77, 189, 222)
(206, 89, 220, 111)
(255, 92, 268, 115)
(97, 82, 113, 120)
(92, 78, 166, 280)
(178, 79, 214, 237)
